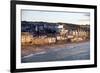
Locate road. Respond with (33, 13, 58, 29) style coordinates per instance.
(21, 41, 90, 63)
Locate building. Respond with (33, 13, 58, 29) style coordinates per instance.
(21, 21, 90, 44)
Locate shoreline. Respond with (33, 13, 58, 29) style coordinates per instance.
(21, 40, 90, 57)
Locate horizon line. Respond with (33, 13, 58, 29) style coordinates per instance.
(21, 20, 90, 25)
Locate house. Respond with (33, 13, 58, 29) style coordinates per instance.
(21, 32, 33, 45)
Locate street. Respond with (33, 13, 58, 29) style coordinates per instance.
(21, 41, 90, 63)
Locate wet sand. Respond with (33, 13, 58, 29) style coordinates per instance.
(21, 41, 90, 57)
(21, 41, 90, 63)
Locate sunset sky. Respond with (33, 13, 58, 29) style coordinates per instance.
(21, 10, 90, 25)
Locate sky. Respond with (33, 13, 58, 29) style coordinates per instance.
(21, 10, 90, 25)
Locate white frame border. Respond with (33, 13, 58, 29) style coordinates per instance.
(16, 4, 95, 69)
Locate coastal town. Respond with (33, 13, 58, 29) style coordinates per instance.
(21, 21, 90, 61)
(21, 9, 91, 63)
(21, 21, 90, 46)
